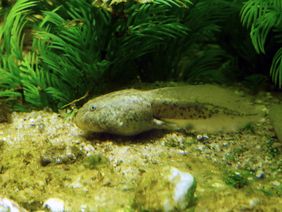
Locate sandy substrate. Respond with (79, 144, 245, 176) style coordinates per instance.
(0, 88, 281, 211)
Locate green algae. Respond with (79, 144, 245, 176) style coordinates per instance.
(83, 153, 109, 169)
(239, 122, 257, 134)
(223, 170, 250, 189)
(0, 140, 132, 211)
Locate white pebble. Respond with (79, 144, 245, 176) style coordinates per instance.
(0, 198, 26, 212)
(164, 167, 196, 211)
(80, 204, 88, 211)
(84, 144, 95, 153)
(249, 198, 260, 208)
(169, 168, 195, 208)
(255, 170, 265, 179)
(43, 198, 65, 212)
(196, 134, 209, 142)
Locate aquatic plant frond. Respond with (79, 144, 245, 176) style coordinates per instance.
(250, 8, 282, 54)
(270, 48, 282, 88)
(153, 0, 192, 8)
(241, 0, 282, 88)
(1, 0, 281, 110)
(241, 0, 282, 53)
(0, 0, 37, 58)
(181, 46, 233, 82)
(108, 0, 192, 72)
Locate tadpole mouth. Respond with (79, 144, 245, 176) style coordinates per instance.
(73, 109, 86, 130)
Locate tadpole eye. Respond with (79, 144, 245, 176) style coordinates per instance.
(90, 105, 97, 111)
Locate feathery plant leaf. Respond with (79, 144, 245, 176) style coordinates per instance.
(181, 45, 233, 82)
(0, 0, 196, 109)
(270, 48, 282, 88)
(240, 0, 268, 28)
(241, 0, 282, 49)
(30, 0, 113, 108)
(0, 0, 37, 108)
(108, 0, 192, 74)
(249, 7, 282, 53)
(134, 0, 239, 82)
(241, 0, 282, 88)
(0, 0, 36, 58)
(2, 0, 280, 110)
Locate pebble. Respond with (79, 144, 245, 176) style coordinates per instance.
(249, 198, 260, 208)
(222, 142, 229, 147)
(255, 170, 265, 179)
(134, 166, 196, 211)
(40, 156, 52, 166)
(43, 198, 65, 212)
(80, 204, 88, 211)
(167, 167, 196, 211)
(196, 134, 209, 142)
(39, 145, 82, 166)
(83, 144, 95, 153)
(0, 197, 27, 212)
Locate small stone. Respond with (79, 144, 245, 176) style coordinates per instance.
(38, 123, 45, 133)
(55, 157, 64, 164)
(0, 197, 27, 212)
(249, 198, 260, 208)
(80, 204, 88, 211)
(222, 142, 229, 147)
(178, 150, 189, 156)
(134, 166, 196, 211)
(43, 198, 65, 212)
(196, 134, 209, 142)
(83, 144, 95, 153)
(167, 167, 196, 211)
(40, 156, 52, 166)
(255, 170, 265, 179)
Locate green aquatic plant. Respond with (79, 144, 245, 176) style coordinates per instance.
(240, 0, 282, 88)
(260, 183, 282, 197)
(0, 0, 192, 109)
(223, 170, 250, 189)
(136, 0, 240, 83)
(224, 146, 246, 163)
(0, 0, 281, 110)
(240, 122, 256, 133)
(0, 0, 111, 109)
(83, 153, 109, 169)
